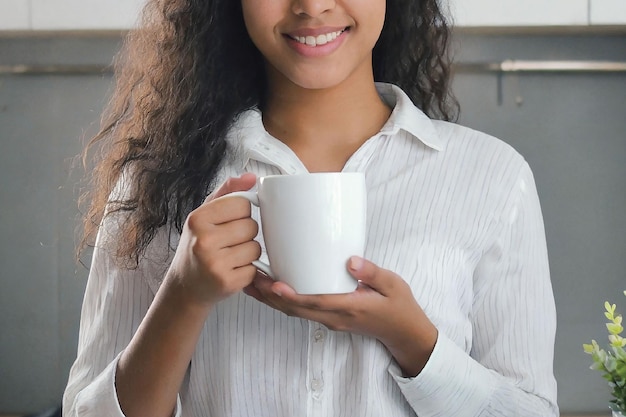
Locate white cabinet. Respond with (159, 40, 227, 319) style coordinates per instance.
(590, 0, 626, 24)
(0, 0, 145, 31)
(449, 0, 589, 26)
(1, 0, 625, 31)
(31, 0, 145, 30)
(0, 0, 30, 30)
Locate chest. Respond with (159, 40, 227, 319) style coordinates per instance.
(218, 135, 503, 348)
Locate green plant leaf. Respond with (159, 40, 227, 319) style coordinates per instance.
(606, 357, 618, 372)
(608, 322, 625, 335)
(587, 292, 626, 411)
(617, 362, 626, 379)
(599, 349, 609, 363)
(607, 302, 617, 316)
(610, 335, 626, 348)
(591, 361, 604, 371)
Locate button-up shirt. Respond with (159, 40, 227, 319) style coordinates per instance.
(63, 83, 559, 417)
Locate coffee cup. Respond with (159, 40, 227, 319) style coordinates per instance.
(228, 172, 367, 294)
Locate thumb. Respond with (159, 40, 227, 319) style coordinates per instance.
(347, 256, 396, 296)
(206, 173, 257, 202)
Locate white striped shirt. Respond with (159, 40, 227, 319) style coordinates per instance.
(63, 83, 558, 417)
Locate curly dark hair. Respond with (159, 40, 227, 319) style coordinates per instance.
(81, 0, 459, 266)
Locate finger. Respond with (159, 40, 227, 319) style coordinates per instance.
(208, 217, 258, 248)
(194, 195, 253, 227)
(229, 264, 260, 290)
(347, 256, 398, 297)
(258, 280, 353, 312)
(185, 202, 254, 244)
(222, 239, 262, 268)
(243, 283, 263, 301)
(250, 284, 353, 330)
(243, 273, 272, 301)
(205, 173, 257, 202)
(243, 275, 284, 310)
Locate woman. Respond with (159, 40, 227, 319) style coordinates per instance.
(63, 0, 559, 415)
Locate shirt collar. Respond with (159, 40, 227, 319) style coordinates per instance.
(225, 83, 445, 171)
(225, 110, 308, 174)
(375, 83, 445, 151)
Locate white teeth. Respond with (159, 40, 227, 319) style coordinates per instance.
(293, 30, 344, 47)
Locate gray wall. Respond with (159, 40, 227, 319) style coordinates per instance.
(0, 35, 120, 413)
(0, 32, 624, 414)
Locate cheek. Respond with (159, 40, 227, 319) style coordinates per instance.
(359, 15, 385, 54)
(240, 2, 280, 56)
(351, 1, 386, 46)
(241, 2, 267, 44)
(373, 3, 386, 39)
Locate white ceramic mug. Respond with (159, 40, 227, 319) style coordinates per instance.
(229, 172, 367, 294)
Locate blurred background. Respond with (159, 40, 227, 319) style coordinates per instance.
(0, 0, 625, 415)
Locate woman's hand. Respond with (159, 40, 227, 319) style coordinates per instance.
(165, 173, 262, 308)
(244, 256, 438, 377)
(116, 174, 261, 417)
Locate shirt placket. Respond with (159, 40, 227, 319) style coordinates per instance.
(306, 321, 328, 416)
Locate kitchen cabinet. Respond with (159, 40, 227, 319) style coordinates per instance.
(0, 0, 144, 31)
(0, 0, 30, 31)
(449, 0, 589, 27)
(590, 0, 626, 24)
(30, 0, 144, 30)
(1, 0, 626, 32)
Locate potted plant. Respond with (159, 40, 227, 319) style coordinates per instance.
(583, 291, 626, 417)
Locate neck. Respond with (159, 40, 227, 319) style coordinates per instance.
(262, 68, 391, 172)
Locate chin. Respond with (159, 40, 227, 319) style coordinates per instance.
(293, 80, 341, 90)
(287, 72, 351, 91)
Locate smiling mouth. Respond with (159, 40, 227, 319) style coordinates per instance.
(287, 28, 349, 47)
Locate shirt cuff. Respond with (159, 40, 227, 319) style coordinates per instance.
(388, 332, 497, 417)
(73, 352, 183, 417)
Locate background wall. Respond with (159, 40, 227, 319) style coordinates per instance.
(0, 35, 121, 413)
(1, 0, 625, 29)
(0, 4, 625, 415)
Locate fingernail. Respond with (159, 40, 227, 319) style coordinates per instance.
(272, 288, 282, 297)
(349, 256, 364, 271)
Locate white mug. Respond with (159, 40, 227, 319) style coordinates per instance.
(229, 172, 367, 294)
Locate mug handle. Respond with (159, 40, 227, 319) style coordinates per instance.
(226, 191, 274, 279)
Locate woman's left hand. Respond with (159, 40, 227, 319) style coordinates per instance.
(243, 256, 438, 377)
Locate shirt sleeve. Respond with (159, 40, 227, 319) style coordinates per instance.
(389, 161, 559, 416)
(62, 211, 182, 417)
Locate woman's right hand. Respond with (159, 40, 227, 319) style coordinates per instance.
(165, 173, 261, 308)
(115, 173, 260, 417)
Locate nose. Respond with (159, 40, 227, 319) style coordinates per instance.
(291, 0, 336, 17)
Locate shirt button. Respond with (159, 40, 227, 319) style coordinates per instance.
(311, 378, 324, 392)
(313, 329, 325, 342)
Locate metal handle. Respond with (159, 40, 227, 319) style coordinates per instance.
(2, 60, 626, 75)
(456, 59, 626, 73)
